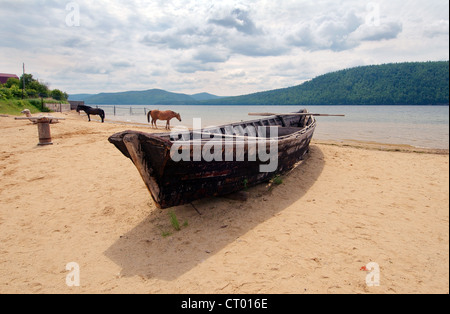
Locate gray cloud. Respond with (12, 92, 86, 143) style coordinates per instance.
(208, 8, 262, 35)
(62, 37, 91, 48)
(193, 47, 230, 64)
(229, 36, 290, 57)
(112, 61, 134, 68)
(353, 22, 403, 41)
(141, 33, 185, 49)
(69, 64, 112, 75)
(174, 61, 216, 74)
(141, 26, 219, 50)
(224, 70, 246, 79)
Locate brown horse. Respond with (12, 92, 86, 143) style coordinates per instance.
(147, 110, 182, 130)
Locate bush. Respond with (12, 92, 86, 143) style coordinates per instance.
(0, 87, 13, 100)
(10, 85, 26, 98)
(26, 88, 38, 98)
(5, 78, 20, 88)
(28, 99, 43, 110)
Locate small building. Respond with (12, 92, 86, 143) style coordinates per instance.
(0, 73, 19, 84)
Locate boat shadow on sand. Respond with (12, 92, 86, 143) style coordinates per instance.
(104, 145, 325, 281)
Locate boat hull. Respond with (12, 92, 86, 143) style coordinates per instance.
(109, 112, 316, 209)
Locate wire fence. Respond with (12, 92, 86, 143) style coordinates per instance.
(92, 105, 150, 116)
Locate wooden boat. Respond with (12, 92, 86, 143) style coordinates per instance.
(108, 109, 317, 209)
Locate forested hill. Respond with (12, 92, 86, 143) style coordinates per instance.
(70, 61, 449, 106)
(205, 61, 449, 106)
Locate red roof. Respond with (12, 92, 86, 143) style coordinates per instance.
(0, 73, 19, 84)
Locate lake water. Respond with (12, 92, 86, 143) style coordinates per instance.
(93, 105, 449, 149)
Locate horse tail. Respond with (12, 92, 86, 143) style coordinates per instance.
(147, 110, 152, 123)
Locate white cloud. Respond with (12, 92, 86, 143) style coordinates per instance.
(423, 20, 450, 38)
(352, 22, 403, 42)
(287, 9, 403, 52)
(0, 0, 448, 96)
(287, 11, 364, 51)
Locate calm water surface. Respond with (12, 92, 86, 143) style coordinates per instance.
(94, 105, 449, 149)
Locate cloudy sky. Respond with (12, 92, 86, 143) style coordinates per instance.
(0, 0, 448, 96)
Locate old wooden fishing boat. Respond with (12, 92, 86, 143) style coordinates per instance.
(108, 109, 318, 209)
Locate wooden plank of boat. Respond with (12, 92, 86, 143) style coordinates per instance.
(122, 133, 162, 205)
(249, 112, 345, 117)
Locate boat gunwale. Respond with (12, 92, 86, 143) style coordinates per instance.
(132, 113, 317, 145)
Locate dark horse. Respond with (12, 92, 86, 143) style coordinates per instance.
(77, 105, 105, 123)
(147, 110, 181, 130)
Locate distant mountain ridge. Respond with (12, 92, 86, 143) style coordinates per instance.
(190, 92, 223, 101)
(69, 89, 223, 105)
(70, 61, 449, 106)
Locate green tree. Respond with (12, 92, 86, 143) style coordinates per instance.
(20, 74, 34, 88)
(51, 89, 66, 101)
(28, 80, 49, 96)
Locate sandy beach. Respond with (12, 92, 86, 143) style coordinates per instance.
(0, 111, 448, 294)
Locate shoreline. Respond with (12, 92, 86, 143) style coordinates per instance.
(0, 112, 448, 294)
(85, 113, 450, 154)
(5, 111, 448, 154)
(313, 139, 449, 155)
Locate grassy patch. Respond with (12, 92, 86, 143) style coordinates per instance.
(268, 175, 283, 191)
(0, 99, 42, 115)
(161, 230, 172, 238)
(169, 210, 181, 231)
(271, 175, 283, 186)
(243, 179, 249, 191)
(0, 98, 68, 115)
(161, 211, 188, 237)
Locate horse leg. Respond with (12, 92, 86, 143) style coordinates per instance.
(87, 114, 91, 121)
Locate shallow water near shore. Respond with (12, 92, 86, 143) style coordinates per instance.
(93, 105, 449, 149)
